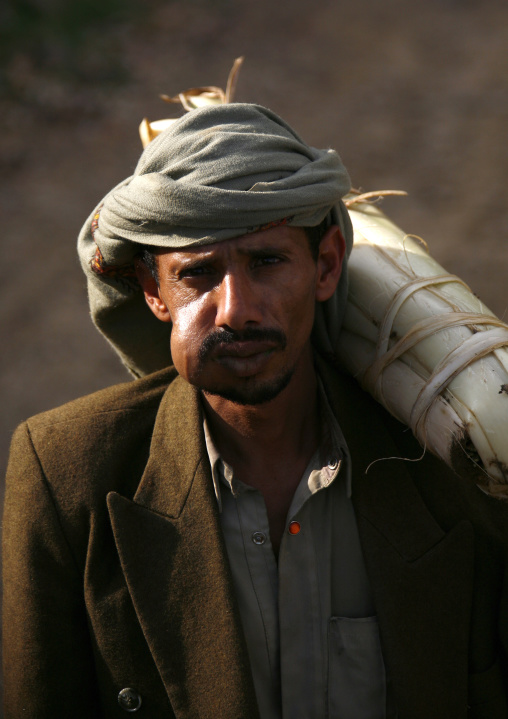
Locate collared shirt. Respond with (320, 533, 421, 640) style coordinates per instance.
(203, 387, 388, 719)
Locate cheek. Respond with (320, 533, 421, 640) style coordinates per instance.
(168, 296, 212, 378)
(284, 278, 317, 334)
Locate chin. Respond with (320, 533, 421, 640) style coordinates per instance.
(201, 367, 294, 406)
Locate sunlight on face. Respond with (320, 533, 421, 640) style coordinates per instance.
(157, 226, 320, 404)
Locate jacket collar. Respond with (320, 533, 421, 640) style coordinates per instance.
(316, 356, 447, 559)
(131, 374, 206, 518)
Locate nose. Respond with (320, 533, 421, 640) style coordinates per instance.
(214, 272, 263, 330)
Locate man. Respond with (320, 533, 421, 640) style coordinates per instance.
(3, 104, 508, 718)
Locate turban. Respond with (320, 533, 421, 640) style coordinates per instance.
(78, 103, 354, 377)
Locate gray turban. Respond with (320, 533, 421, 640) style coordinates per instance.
(78, 103, 353, 377)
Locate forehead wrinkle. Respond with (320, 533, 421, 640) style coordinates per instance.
(161, 225, 308, 268)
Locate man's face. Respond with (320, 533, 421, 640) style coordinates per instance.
(138, 225, 344, 405)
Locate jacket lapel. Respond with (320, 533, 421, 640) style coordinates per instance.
(319, 358, 475, 718)
(107, 376, 259, 719)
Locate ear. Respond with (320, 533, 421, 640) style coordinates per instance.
(134, 257, 172, 323)
(314, 225, 346, 302)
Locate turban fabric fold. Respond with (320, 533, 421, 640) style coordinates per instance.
(78, 103, 354, 377)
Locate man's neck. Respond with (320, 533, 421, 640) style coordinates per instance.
(201, 349, 320, 554)
(202, 351, 319, 464)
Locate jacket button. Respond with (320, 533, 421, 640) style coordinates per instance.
(118, 687, 142, 712)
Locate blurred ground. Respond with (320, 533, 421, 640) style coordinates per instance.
(1, 0, 508, 484)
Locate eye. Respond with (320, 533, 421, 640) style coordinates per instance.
(251, 254, 285, 268)
(178, 264, 214, 279)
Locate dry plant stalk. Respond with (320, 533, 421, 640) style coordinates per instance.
(340, 198, 508, 498)
(139, 57, 244, 148)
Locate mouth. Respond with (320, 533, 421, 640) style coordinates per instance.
(197, 328, 287, 379)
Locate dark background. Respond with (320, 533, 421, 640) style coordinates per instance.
(2, 0, 508, 506)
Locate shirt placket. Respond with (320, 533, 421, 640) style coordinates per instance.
(277, 459, 340, 719)
(219, 469, 282, 719)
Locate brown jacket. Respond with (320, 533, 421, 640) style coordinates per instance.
(3, 360, 508, 718)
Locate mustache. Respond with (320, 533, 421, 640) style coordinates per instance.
(198, 327, 287, 364)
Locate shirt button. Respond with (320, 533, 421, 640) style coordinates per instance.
(288, 520, 301, 535)
(252, 531, 267, 545)
(118, 687, 142, 712)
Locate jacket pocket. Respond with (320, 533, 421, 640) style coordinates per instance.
(328, 615, 392, 719)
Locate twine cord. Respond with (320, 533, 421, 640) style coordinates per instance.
(358, 269, 508, 456)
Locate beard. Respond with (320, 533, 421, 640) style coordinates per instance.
(197, 327, 293, 406)
(202, 366, 295, 405)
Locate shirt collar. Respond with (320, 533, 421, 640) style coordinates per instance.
(203, 418, 225, 512)
(316, 373, 351, 495)
(202, 375, 352, 511)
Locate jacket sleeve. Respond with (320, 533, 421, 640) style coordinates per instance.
(2, 422, 102, 718)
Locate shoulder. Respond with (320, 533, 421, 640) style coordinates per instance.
(7, 366, 182, 506)
(318, 355, 508, 543)
(407, 446, 508, 549)
(5, 366, 196, 568)
(25, 365, 179, 433)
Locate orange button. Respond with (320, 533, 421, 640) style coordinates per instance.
(288, 520, 301, 535)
